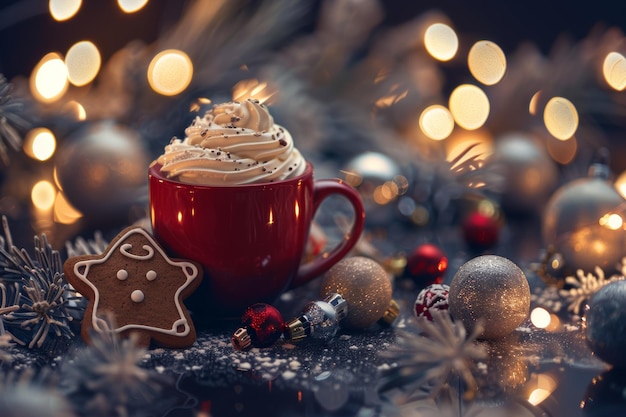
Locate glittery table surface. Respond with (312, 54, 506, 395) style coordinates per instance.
(5, 273, 618, 417)
(3, 214, 624, 417)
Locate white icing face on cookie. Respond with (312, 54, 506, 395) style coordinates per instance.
(72, 228, 199, 338)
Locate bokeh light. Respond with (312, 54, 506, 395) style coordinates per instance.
(147, 49, 193, 96)
(546, 134, 577, 164)
(448, 84, 490, 130)
(615, 170, 626, 199)
(118, 0, 149, 13)
(599, 213, 624, 230)
(467, 40, 507, 85)
(65, 41, 101, 86)
(445, 129, 494, 172)
(31, 181, 56, 210)
(543, 96, 578, 140)
(232, 79, 278, 104)
(61, 100, 87, 120)
(49, 0, 82, 21)
(424, 23, 458, 61)
(23, 128, 57, 161)
(529, 90, 542, 115)
(530, 307, 551, 329)
(419, 104, 454, 140)
(603, 51, 626, 91)
(527, 374, 557, 406)
(30, 52, 69, 103)
(54, 192, 83, 224)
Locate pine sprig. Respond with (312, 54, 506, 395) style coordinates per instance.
(378, 311, 487, 403)
(60, 313, 166, 417)
(0, 74, 30, 165)
(0, 216, 82, 349)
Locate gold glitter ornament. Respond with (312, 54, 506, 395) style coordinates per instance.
(320, 256, 392, 330)
(449, 255, 530, 340)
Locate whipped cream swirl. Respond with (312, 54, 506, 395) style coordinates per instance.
(157, 99, 306, 185)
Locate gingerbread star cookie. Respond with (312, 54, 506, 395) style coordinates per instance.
(64, 226, 203, 348)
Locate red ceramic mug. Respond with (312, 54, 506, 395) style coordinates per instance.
(149, 162, 365, 316)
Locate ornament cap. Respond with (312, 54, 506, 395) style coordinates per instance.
(588, 147, 610, 179)
(284, 315, 312, 342)
(231, 327, 252, 350)
(379, 299, 400, 325)
(323, 293, 348, 321)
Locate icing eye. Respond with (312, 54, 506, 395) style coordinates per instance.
(131, 289, 145, 303)
(117, 269, 128, 280)
(146, 270, 157, 281)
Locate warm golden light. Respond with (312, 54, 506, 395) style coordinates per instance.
(23, 128, 57, 161)
(31, 181, 56, 210)
(62, 100, 87, 120)
(546, 134, 577, 165)
(599, 213, 624, 230)
(53, 192, 82, 224)
(419, 104, 454, 140)
(530, 307, 551, 329)
(527, 374, 557, 406)
(65, 41, 101, 86)
(49, 0, 81, 21)
(424, 23, 458, 61)
(147, 49, 193, 96)
(118, 0, 149, 13)
(615, 170, 626, 199)
(30, 53, 69, 103)
(445, 129, 494, 167)
(543, 96, 578, 140)
(448, 84, 490, 130)
(467, 40, 507, 85)
(529, 90, 542, 115)
(603, 51, 626, 91)
(232, 79, 278, 104)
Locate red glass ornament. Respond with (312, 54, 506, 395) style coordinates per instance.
(462, 212, 500, 250)
(414, 283, 450, 321)
(405, 243, 448, 287)
(240, 303, 285, 348)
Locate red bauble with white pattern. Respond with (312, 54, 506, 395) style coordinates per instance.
(414, 284, 450, 321)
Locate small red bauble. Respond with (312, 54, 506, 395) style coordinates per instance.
(232, 303, 285, 350)
(462, 212, 500, 250)
(405, 243, 448, 286)
(414, 283, 450, 321)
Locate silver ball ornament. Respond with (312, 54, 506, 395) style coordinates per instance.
(320, 256, 392, 330)
(585, 280, 626, 368)
(489, 132, 558, 214)
(449, 255, 530, 340)
(343, 152, 403, 226)
(542, 171, 626, 275)
(55, 120, 150, 220)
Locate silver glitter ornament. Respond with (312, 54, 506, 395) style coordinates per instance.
(54, 120, 149, 221)
(542, 160, 626, 276)
(449, 255, 530, 340)
(303, 300, 340, 342)
(284, 294, 347, 343)
(320, 256, 393, 330)
(584, 280, 626, 368)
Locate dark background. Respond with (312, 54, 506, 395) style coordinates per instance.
(2, 0, 626, 81)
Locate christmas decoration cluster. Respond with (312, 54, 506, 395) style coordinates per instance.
(2, 1, 626, 416)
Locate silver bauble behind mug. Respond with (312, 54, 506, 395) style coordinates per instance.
(55, 120, 149, 221)
(542, 162, 626, 276)
(489, 132, 558, 215)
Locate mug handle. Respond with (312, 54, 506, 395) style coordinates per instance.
(290, 179, 365, 289)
